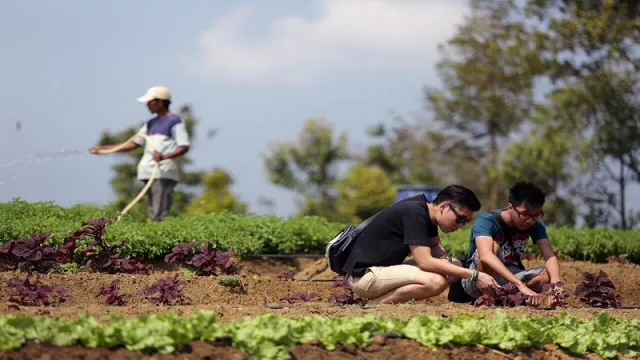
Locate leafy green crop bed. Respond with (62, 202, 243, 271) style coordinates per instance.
(1, 199, 639, 264)
(1, 310, 638, 359)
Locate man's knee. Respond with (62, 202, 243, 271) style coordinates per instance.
(415, 272, 448, 292)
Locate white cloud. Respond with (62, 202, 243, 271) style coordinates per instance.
(180, 0, 470, 86)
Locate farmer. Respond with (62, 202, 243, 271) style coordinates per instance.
(342, 185, 500, 305)
(461, 181, 563, 306)
(89, 86, 190, 221)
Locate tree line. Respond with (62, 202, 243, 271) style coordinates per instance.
(98, 0, 640, 229)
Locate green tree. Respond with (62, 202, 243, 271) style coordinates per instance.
(334, 165, 397, 224)
(185, 168, 247, 215)
(425, 0, 546, 209)
(360, 117, 487, 197)
(96, 104, 205, 218)
(524, 0, 640, 228)
(564, 69, 640, 229)
(499, 100, 581, 226)
(360, 119, 440, 186)
(262, 117, 350, 219)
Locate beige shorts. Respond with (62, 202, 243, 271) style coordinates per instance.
(347, 265, 421, 299)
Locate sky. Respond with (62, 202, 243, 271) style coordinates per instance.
(0, 0, 638, 221)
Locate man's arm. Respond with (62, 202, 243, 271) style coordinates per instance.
(89, 140, 139, 154)
(158, 145, 189, 160)
(410, 245, 472, 278)
(476, 236, 522, 285)
(430, 236, 448, 257)
(537, 239, 561, 282)
(529, 221, 561, 283)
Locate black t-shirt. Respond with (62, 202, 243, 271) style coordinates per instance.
(342, 194, 439, 277)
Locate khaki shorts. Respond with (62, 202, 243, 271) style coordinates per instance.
(347, 265, 421, 299)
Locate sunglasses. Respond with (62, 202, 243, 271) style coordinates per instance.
(448, 204, 471, 225)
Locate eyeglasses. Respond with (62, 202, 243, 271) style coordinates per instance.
(512, 206, 544, 221)
(448, 204, 471, 225)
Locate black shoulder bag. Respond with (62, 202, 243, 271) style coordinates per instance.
(325, 213, 378, 276)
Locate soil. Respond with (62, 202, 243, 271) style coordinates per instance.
(0, 339, 632, 360)
(1, 258, 639, 358)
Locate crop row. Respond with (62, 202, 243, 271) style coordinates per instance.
(1, 199, 640, 263)
(2, 310, 639, 359)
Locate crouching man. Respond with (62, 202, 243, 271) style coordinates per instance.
(342, 185, 499, 305)
(461, 181, 563, 306)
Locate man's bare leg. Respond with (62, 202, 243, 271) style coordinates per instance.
(367, 271, 448, 305)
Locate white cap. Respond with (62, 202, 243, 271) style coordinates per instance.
(137, 86, 171, 103)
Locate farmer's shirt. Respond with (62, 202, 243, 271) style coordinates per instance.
(342, 194, 439, 277)
(464, 209, 548, 268)
(133, 114, 190, 182)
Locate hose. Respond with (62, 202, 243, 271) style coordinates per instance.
(96, 133, 159, 221)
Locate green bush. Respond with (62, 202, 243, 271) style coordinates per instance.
(1, 199, 639, 263)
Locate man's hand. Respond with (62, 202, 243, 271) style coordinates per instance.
(517, 283, 541, 306)
(153, 151, 163, 162)
(88, 146, 102, 154)
(546, 282, 564, 307)
(476, 272, 499, 295)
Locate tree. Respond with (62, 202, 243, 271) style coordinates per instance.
(424, 0, 546, 209)
(565, 69, 640, 229)
(334, 165, 397, 224)
(360, 119, 440, 186)
(361, 117, 488, 198)
(262, 117, 350, 219)
(185, 168, 247, 215)
(96, 104, 205, 218)
(499, 99, 581, 226)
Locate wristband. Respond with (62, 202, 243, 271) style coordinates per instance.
(471, 269, 478, 282)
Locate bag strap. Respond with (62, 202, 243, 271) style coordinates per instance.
(491, 211, 526, 270)
(353, 211, 379, 234)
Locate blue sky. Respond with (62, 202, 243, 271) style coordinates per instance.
(1, 0, 638, 221)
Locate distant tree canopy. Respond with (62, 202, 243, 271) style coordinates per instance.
(262, 0, 640, 229)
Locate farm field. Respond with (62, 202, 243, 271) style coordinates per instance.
(1, 256, 640, 359)
(1, 203, 639, 359)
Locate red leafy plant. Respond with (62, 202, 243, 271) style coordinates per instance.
(74, 218, 152, 274)
(280, 292, 317, 304)
(495, 283, 535, 307)
(475, 283, 538, 308)
(574, 270, 622, 309)
(276, 270, 295, 281)
(474, 293, 496, 307)
(328, 277, 365, 306)
(0, 218, 152, 275)
(7, 272, 67, 306)
(96, 278, 127, 306)
(0, 232, 62, 273)
(164, 241, 238, 276)
(541, 281, 568, 308)
(138, 274, 189, 305)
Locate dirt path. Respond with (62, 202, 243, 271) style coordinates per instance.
(0, 258, 637, 322)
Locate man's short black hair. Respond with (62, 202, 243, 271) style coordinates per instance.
(432, 185, 481, 212)
(160, 99, 171, 109)
(508, 181, 545, 209)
